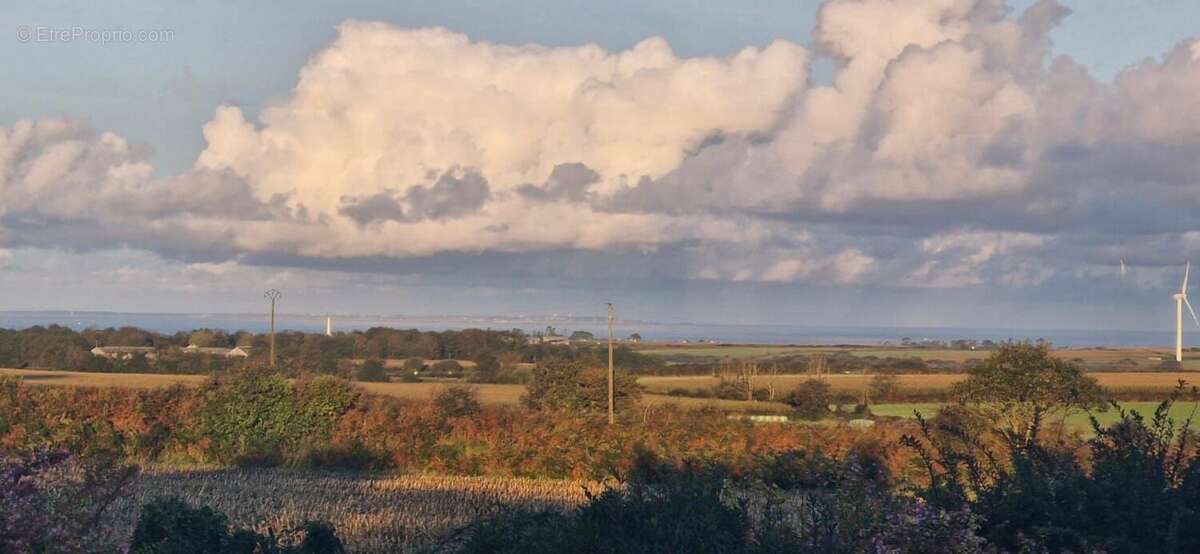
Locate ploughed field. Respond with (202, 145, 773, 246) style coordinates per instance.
(111, 468, 589, 553)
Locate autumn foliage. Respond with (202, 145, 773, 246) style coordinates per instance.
(0, 371, 904, 480)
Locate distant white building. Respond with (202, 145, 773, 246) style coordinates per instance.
(91, 346, 157, 360)
(183, 344, 252, 358)
(227, 346, 252, 358)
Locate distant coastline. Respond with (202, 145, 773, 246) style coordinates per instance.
(0, 310, 1172, 348)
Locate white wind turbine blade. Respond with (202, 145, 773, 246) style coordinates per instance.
(1186, 296, 1200, 330)
(1185, 261, 1191, 294)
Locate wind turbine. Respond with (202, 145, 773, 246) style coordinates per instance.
(1173, 262, 1200, 362)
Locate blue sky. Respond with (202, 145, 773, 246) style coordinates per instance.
(1, 1, 1199, 332)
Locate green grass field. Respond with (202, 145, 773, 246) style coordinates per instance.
(871, 401, 1200, 432)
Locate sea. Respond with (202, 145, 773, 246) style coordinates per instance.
(0, 311, 1173, 349)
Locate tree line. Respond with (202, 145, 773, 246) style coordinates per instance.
(0, 325, 665, 376)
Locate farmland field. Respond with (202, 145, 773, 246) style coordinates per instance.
(638, 372, 1200, 396)
(4, 367, 1196, 411)
(0, 368, 789, 413)
(871, 401, 1200, 433)
(110, 468, 589, 553)
(632, 343, 1197, 371)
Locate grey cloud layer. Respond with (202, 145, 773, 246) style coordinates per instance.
(2, 0, 1199, 289)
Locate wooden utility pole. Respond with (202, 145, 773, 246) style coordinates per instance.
(607, 303, 615, 425)
(265, 289, 281, 367)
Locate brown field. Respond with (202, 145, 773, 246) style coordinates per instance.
(110, 468, 590, 553)
(0, 368, 207, 388)
(0, 368, 788, 413)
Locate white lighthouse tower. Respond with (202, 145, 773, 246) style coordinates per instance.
(325, 316, 333, 336)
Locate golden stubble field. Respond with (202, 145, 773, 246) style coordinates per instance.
(0, 368, 791, 413)
(110, 468, 591, 553)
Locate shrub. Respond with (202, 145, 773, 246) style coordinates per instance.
(198, 369, 356, 465)
(130, 497, 231, 553)
(711, 379, 744, 400)
(452, 509, 573, 553)
(786, 379, 832, 420)
(399, 372, 422, 383)
(198, 368, 297, 464)
(903, 387, 1200, 552)
(429, 360, 463, 376)
(569, 463, 749, 553)
(469, 351, 501, 383)
(433, 385, 482, 418)
(0, 450, 136, 554)
(402, 357, 426, 372)
(295, 376, 358, 436)
(130, 497, 345, 554)
(451, 457, 748, 553)
(354, 359, 388, 382)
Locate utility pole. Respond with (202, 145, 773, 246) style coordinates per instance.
(264, 289, 281, 367)
(607, 302, 615, 425)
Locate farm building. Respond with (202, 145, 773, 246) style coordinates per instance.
(90, 346, 157, 360)
(183, 344, 252, 358)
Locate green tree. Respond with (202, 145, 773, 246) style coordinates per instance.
(522, 358, 640, 413)
(469, 350, 501, 383)
(953, 342, 1105, 448)
(787, 379, 832, 420)
(429, 359, 463, 375)
(355, 359, 388, 382)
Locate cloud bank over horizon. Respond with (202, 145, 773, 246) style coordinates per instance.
(2, 0, 1200, 304)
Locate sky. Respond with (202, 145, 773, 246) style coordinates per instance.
(1, 0, 1199, 332)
